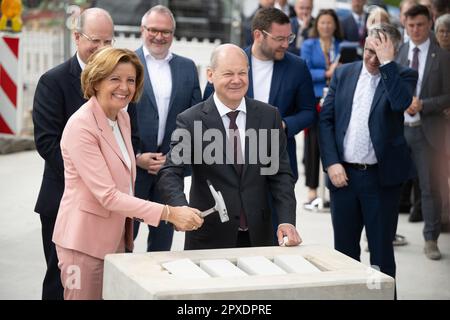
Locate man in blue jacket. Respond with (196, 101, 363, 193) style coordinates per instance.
(319, 23, 417, 278)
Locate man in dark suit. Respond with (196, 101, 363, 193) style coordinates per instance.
(205, 7, 316, 181)
(396, 4, 450, 260)
(340, 0, 367, 50)
(288, 0, 315, 55)
(158, 44, 302, 250)
(319, 23, 417, 278)
(341, 0, 367, 42)
(32, 8, 139, 299)
(131, 5, 201, 252)
(275, 0, 296, 18)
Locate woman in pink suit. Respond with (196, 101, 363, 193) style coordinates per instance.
(52, 47, 203, 300)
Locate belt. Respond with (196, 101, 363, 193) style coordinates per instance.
(404, 120, 422, 127)
(343, 162, 377, 170)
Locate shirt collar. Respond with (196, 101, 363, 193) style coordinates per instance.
(143, 45, 173, 62)
(361, 62, 381, 79)
(408, 37, 430, 54)
(76, 52, 86, 70)
(352, 11, 365, 23)
(213, 92, 247, 117)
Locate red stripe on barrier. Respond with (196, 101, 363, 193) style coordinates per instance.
(0, 64, 17, 107)
(3, 37, 19, 58)
(0, 114, 13, 134)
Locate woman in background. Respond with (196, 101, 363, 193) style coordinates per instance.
(301, 9, 342, 210)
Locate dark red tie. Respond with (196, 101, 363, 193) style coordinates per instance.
(226, 111, 247, 230)
(411, 47, 420, 71)
(227, 111, 243, 174)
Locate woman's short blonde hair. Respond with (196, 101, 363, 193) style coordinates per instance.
(81, 47, 144, 103)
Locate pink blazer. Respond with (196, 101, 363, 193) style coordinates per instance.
(52, 96, 164, 259)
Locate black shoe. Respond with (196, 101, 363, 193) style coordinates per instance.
(398, 204, 411, 213)
(409, 209, 423, 222)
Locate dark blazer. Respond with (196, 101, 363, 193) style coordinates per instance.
(288, 17, 315, 56)
(132, 47, 201, 199)
(396, 39, 450, 152)
(319, 61, 418, 187)
(157, 96, 297, 250)
(204, 48, 316, 179)
(33, 54, 140, 218)
(340, 13, 366, 43)
(301, 37, 341, 98)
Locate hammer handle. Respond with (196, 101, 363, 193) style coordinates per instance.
(199, 207, 215, 218)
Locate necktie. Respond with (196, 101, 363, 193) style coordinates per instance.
(411, 47, 420, 70)
(411, 47, 420, 95)
(226, 111, 247, 230)
(227, 111, 243, 174)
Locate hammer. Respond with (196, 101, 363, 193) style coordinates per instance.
(199, 180, 229, 222)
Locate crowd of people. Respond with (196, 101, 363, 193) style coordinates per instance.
(31, 0, 449, 300)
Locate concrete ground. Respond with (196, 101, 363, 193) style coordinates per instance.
(0, 135, 449, 300)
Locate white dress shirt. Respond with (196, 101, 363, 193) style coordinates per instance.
(343, 63, 380, 164)
(143, 46, 173, 146)
(213, 93, 246, 158)
(76, 52, 86, 70)
(404, 38, 430, 124)
(107, 118, 133, 195)
(252, 55, 273, 104)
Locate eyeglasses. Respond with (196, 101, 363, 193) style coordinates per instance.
(262, 30, 296, 44)
(79, 32, 115, 46)
(142, 26, 174, 37)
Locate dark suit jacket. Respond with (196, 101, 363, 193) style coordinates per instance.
(157, 96, 296, 250)
(319, 61, 418, 187)
(396, 39, 450, 153)
(204, 48, 316, 179)
(131, 47, 201, 200)
(288, 17, 315, 56)
(340, 13, 366, 43)
(33, 54, 139, 218)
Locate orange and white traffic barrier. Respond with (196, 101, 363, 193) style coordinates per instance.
(0, 32, 22, 135)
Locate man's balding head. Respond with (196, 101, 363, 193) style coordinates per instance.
(75, 8, 115, 64)
(207, 44, 249, 109)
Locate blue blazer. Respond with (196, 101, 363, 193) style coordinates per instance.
(132, 47, 201, 198)
(319, 61, 418, 187)
(301, 38, 341, 98)
(204, 48, 316, 179)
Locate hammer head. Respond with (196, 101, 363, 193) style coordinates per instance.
(207, 180, 229, 223)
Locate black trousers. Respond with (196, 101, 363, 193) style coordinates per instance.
(40, 215, 64, 300)
(304, 123, 320, 189)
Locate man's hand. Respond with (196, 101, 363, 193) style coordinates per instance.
(277, 224, 302, 246)
(327, 163, 348, 188)
(136, 152, 166, 175)
(406, 96, 423, 115)
(369, 32, 395, 64)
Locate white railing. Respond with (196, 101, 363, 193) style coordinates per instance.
(19, 28, 221, 134)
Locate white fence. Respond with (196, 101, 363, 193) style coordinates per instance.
(19, 28, 221, 134)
